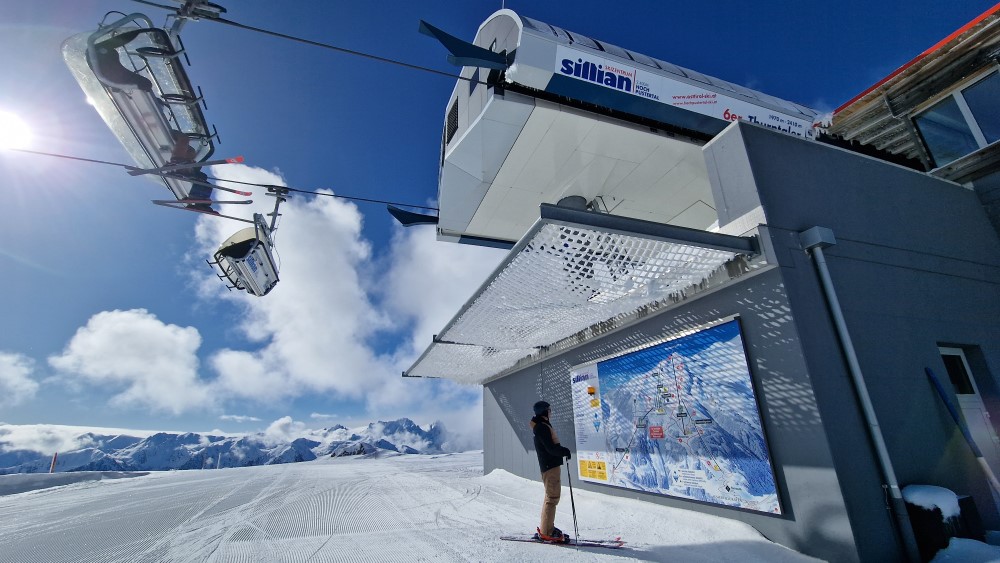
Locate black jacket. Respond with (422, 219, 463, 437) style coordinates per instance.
(531, 415, 572, 473)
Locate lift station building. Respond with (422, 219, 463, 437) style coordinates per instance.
(406, 7, 1000, 562)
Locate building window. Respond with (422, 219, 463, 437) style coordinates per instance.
(914, 70, 1000, 167)
(962, 71, 1000, 143)
(445, 100, 459, 145)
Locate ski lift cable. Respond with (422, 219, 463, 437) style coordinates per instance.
(130, 0, 488, 85)
(3, 147, 439, 213)
(201, 174, 440, 211)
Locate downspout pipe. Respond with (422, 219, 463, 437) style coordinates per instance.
(799, 226, 921, 563)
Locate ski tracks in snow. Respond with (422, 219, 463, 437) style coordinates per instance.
(0, 452, 812, 562)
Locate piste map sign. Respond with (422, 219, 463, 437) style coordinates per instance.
(571, 318, 781, 514)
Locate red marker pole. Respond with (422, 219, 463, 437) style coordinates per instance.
(49, 452, 58, 473)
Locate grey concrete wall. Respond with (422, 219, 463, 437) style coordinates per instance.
(718, 122, 1000, 560)
(972, 169, 1000, 240)
(484, 267, 860, 562)
(483, 122, 1000, 562)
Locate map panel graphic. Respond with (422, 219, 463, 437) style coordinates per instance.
(571, 318, 780, 514)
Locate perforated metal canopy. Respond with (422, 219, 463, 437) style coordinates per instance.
(404, 204, 758, 384)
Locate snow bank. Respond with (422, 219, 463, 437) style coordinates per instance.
(0, 471, 147, 496)
(902, 484, 961, 519)
(931, 537, 1000, 562)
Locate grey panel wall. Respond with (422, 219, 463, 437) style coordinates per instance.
(483, 122, 1000, 563)
(484, 267, 859, 562)
(713, 122, 1000, 560)
(972, 169, 1000, 239)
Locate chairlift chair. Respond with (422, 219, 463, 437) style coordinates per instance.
(211, 213, 280, 297)
(209, 186, 288, 297)
(61, 11, 218, 201)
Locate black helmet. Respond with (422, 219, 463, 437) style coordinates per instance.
(533, 400, 551, 416)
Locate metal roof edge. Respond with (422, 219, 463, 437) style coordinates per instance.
(834, 2, 1000, 115)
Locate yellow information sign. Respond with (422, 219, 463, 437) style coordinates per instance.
(579, 459, 608, 481)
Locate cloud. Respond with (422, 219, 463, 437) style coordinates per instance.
(195, 165, 390, 402)
(192, 165, 504, 431)
(42, 164, 504, 440)
(0, 352, 39, 407)
(309, 412, 337, 420)
(361, 379, 485, 452)
(364, 224, 503, 447)
(48, 309, 213, 415)
(0, 423, 162, 454)
(380, 224, 505, 358)
(210, 349, 291, 402)
(263, 415, 307, 444)
(219, 414, 261, 423)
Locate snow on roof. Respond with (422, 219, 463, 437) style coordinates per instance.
(902, 484, 961, 519)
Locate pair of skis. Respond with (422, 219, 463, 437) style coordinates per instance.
(500, 459, 624, 549)
(499, 534, 624, 549)
(151, 198, 255, 223)
(129, 156, 255, 223)
(126, 155, 252, 195)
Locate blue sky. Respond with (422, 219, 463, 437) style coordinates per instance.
(0, 1, 994, 445)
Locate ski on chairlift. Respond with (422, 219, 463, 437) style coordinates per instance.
(60, 2, 237, 214)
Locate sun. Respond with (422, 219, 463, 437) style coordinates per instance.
(0, 110, 33, 150)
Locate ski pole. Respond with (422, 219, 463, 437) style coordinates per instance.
(566, 459, 579, 546)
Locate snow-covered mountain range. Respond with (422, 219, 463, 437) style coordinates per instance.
(0, 418, 450, 474)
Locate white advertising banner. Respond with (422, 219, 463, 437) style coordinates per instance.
(554, 45, 814, 139)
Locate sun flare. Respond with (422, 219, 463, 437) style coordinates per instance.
(0, 111, 33, 150)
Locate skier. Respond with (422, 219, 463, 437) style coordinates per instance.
(169, 132, 215, 213)
(530, 400, 572, 543)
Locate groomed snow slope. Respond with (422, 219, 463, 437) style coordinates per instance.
(0, 451, 818, 562)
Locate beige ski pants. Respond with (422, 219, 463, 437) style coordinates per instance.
(539, 466, 562, 535)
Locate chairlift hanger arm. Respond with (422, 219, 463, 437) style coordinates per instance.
(264, 186, 288, 233)
(132, 0, 187, 12)
(130, 0, 223, 22)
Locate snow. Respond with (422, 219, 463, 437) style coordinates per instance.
(0, 418, 451, 473)
(0, 451, 820, 562)
(4, 453, 997, 562)
(0, 471, 146, 496)
(902, 484, 962, 519)
(931, 538, 1000, 562)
